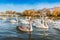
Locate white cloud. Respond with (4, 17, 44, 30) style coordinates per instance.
(0, 3, 60, 12)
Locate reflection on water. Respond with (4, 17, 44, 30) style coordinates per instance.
(0, 18, 60, 40)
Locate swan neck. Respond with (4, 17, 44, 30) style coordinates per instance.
(29, 19, 33, 31)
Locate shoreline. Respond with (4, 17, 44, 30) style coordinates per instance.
(48, 16, 60, 20)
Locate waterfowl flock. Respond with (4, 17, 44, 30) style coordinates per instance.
(17, 16, 49, 32)
(0, 16, 58, 33)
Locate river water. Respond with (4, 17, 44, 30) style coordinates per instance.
(0, 18, 60, 40)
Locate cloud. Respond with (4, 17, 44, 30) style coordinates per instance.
(0, 3, 60, 12)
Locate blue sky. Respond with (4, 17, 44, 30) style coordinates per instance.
(0, 0, 60, 12)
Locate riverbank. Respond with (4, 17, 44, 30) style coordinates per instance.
(48, 16, 60, 20)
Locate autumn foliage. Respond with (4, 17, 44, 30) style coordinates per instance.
(52, 7, 60, 17)
(3, 7, 60, 17)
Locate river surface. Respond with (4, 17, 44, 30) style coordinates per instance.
(0, 18, 60, 40)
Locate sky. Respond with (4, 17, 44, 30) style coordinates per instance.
(0, 0, 60, 12)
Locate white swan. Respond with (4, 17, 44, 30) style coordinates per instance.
(10, 15, 18, 23)
(34, 17, 48, 31)
(33, 19, 41, 26)
(36, 23, 48, 29)
(20, 19, 29, 24)
(47, 19, 55, 23)
(17, 17, 33, 32)
(2, 17, 7, 20)
(10, 20, 17, 23)
(45, 17, 55, 23)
